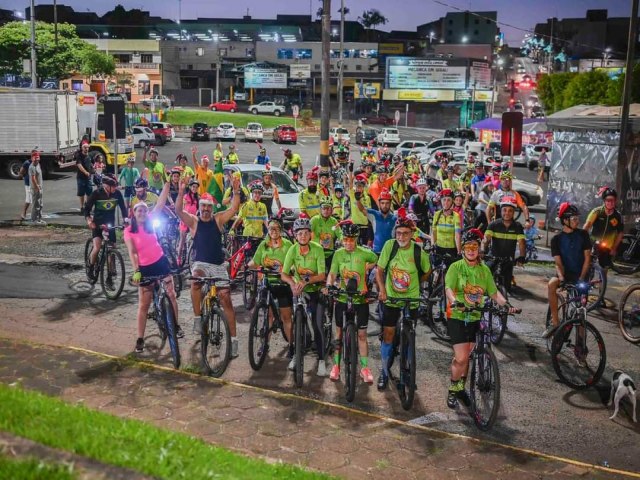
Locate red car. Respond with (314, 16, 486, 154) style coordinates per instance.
(361, 114, 395, 126)
(209, 100, 238, 112)
(272, 125, 297, 144)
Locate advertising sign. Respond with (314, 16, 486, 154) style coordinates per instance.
(354, 82, 381, 99)
(383, 89, 454, 102)
(387, 57, 467, 90)
(289, 64, 311, 79)
(245, 68, 287, 89)
(379, 43, 404, 55)
(469, 61, 491, 89)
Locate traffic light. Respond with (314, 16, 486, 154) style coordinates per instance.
(509, 98, 516, 106)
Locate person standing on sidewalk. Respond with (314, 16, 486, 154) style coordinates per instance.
(28, 152, 45, 225)
(75, 143, 94, 213)
(18, 151, 34, 220)
(537, 148, 550, 183)
(143, 147, 167, 193)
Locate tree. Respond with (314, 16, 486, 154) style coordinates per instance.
(358, 9, 388, 41)
(605, 64, 640, 105)
(561, 70, 610, 109)
(0, 21, 114, 83)
(549, 72, 576, 113)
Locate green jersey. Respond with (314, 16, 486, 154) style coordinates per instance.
(348, 191, 371, 226)
(433, 210, 461, 249)
(445, 259, 497, 322)
(282, 241, 326, 293)
(299, 189, 321, 217)
(252, 238, 293, 285)
(378, 239, 431, 306)
(330, 246, 378, 304)
(144, 160, 166, 191)
(310, 215, 340, 256)
(118, 167, 140, 187)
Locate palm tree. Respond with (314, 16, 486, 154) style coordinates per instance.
(358, 9, 388, 41)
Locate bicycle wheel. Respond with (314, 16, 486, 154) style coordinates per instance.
(162, 244, 182, 299)
(323, 297, 334, 356)
(489, 288, 507, 345)
(201, 304, 231, 377)
(161, 295, 181, 369)
(427, 289, 451, 342)
(84, 238, 98, 285)
(586, 264, 606, 311)
(242, 270, 257, 310)
(551, 316, 606, 389)
(611, 235, 640, 275)
(398, 326, 416, 410)
(367, 301, 383, 338)
(344, 321, 358, 403)
(248, 302, 270, 371)
(294, 307, 305, 387)
(619, 284, 640, 343)
(100, 249, 125, 300)
(469, 347, 500, 431)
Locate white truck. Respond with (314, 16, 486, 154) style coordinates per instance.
(0, 89, 80, 179)
(248, 101, 286, 116)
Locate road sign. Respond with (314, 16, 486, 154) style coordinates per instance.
(394, 110, 400, 123)
(292, 105, 300, 118)
(501, 111, 524, 157)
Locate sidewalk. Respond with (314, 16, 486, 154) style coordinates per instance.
(0, 338, 630, 480)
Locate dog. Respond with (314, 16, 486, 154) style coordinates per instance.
(609, 370, 637, 423)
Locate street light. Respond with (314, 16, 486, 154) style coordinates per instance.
(462, 35, 469, 43)
(602, 47, 612, 67)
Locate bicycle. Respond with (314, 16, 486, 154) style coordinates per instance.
(327, 283, 376, 403)
(525, 235, 542, 261)
(190, 276, 232, 377)
(248, 268, 290, 371)
(385, 297, 422, 410)
(618, 282, 640, 343)
(484, 255, 514, 345)
(424, 248, 455, 342)
(455, 302, 521, 431)
(612, 218, 640, 275)
(546, 280, 607, 389)
(144, 273, 181, 369)
(83, 224, 126, 300)
(291, 283, 324, 388)
(586, 242, 607, 311)
(228, 235, 260, 310)
(154, 214, 183, 298)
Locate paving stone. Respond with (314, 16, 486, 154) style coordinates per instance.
(306, 448, 349, 471)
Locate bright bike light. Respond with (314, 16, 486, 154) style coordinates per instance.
(152, 219, 161, 229)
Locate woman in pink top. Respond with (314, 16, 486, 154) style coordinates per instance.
(177, 179, 199, 264)
(123, 181, 182, 353)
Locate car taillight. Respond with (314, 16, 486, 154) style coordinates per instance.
(204, 128, 209, 132)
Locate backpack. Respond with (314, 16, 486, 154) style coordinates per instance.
(385, 240, 425, 281)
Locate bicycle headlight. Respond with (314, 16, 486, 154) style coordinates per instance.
(152, 219, 162, 230)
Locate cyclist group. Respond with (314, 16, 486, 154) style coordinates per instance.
(82, 138, 624, 410)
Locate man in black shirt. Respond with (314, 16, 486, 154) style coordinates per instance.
(583, 187, 624, 270)
(75, 143, 94, 213)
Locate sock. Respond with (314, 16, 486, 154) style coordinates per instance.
(360, 356, 368, 368)
(380, 342, 393, 376)
(449, 378, 464, 392)
(333, 352, 341, 365)
(231, 336, 237, 342)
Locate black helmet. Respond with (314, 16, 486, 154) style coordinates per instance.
(375, 165, 388, 174)
(135, 178, 148, 189)
(340, 222, 360, 237)
(250, 182, 264, 193)
(102, 174, 117, 187)
(462, 228, 484, 246)
(598, 186, 617, 200)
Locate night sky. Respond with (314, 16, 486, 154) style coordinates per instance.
(4, 0, 631, 44)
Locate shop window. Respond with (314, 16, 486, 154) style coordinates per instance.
(138, 80, 150, 95)
(355, 65, 362, 71)
(141, 54, 153, 63)
(196, 47, 204, 57)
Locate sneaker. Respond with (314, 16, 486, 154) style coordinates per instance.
(447, 390, 459, 409)
(377, 372, 389, 391)
(135, 338, 144, 353)
(360, 367, 374, 384)
(329, 364, 340, 381)
(175, 324, 185, 339)
(457, 390, 471, 407)
(317, 360, 327, 377)
(542, 325, 557, 339)
(34, 219, 47, 226)
(231, 338, 239, 358)
(287, 357, 296, 371)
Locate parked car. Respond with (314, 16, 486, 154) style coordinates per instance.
(133, 122, 174, 145)
(223, 164, 301, 215)
(530, 105, 544, 118)
(329, 127, 351, 144)
(395, 140, 429, 157)
(426, 138, 466, 153)
(376, 128, 400, 146)
(361, 114, 394, 126)
(244, 122, 264, 142)
(140, 95, 171, 108)
(487, 141, 502, 162)
(355, 127, 378, 145)
(272, 124, 297, 144)
(233, 91, 247, 101)
(525, 144, 551, 170)
(131, 126, 155, 148)
(526, 95, 539, 107)
(248, 101, 286, 116)
(513, 102, 524, 113)
(191, 122, 210, 141)
(444, 128, 477, 141)
(216, 123, 236, 141)
(209, 100, 237, 112)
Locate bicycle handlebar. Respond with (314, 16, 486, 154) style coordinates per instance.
(188, 276, 229, 283)
(451, 302, 521, 315)
(325, 285, 378, 300)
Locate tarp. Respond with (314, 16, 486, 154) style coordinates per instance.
(470, 117, 548, 131)
(546, 104, 640, 133)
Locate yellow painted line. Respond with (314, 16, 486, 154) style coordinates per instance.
(3, 336, 640, 479)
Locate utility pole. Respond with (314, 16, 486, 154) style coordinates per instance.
(547, 17, 554, 74)
(337, 0, 345, 125)
(53, 0, 58, 48)
(320, 0, 331, 169)
(30, 0, 37, 89)
(616, 0, 639, 199)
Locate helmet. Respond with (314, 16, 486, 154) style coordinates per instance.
(416, 178, 427, 187)
(528, 215, 536, 224)
(439, 188, 454, 199)
(500, 171, 513, 180)
(499, 196, 517, 209)
(453, 191, 464, 199)
(148, 147, 158, 155)
(491, 164, 502, 173)
(127, 156, 135, 163)
(427, 177, 439, 189)
(320, 198, 333, 207)
(293, 217, 311, 232)
(598, 186, 617, 200)
(558, 202, 579, 220)
(341, 222, 360, 237)
(319, 170, 330, 177)
(261, 168, 273, 177)
(284, 149, 292, 156)
(134, 178, 148, 189)
(199, 193, 215, 205)
(250, 182, 264, 193)
(405, 212, 419, 223)
(175, 153, 187, 162)
(379, 188, 392, 201)
(392, 154, 403, 164)
(201, 155, 210, 163)
(306, 171, 318, 181)
(462, 228, 484, 245)
(435, 151, 444, 159)
(395, 216, 416, 231)
(170, 166, 183, 176)
(376, 165, 388, 174)
(102, 174, 117, 187)
(446, 165, 455, 173)
(355, 174, 368, 185)
(474, 160, 484, 168)
(188, 179, 200, 187)
(229, 144, 235, 149)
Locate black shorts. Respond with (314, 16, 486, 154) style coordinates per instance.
(139, 256, 171, 286)
(124, 186, 135, 200)
(77, 177, 93, 197)
(91, 226, 116, 243)
(595, 249, 612, 268)
(358, 226, 369, 246)
(434, 246, 459, 268)
(447, 318, 480, 345)
(324, 253, 334, 273)
(381, 304, 419, 328)
(271, 283, 293, 309)
(335, 301, 369, 329)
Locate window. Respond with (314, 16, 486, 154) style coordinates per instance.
(115, 54, 131, 63)
(218, 48, 228, 57)
(211, 63, 216, 69)
(449, 19, 453, 24)
(356, 65, 362, 71)
(187, 64, 193, 70)
(138, 80, 150, 95)
(314, 64, 321, 70)
(181, 77, 198, 89)
(277, 48, 312, 59)
(196, 47, 204, 56)
(141, 54, 153, 63)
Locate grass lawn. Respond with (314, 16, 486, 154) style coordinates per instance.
(0, 455, 77, 480)
(0, 384, 332, 480)
(165, 109, 302, 129)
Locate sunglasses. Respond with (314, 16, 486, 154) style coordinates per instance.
(463, 244, 479, 252)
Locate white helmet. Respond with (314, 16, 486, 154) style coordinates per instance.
(416, 178, 427, 187)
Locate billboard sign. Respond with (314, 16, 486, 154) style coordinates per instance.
(355, 82, 381, 99)
(387, 57, 467, 90)
(469, 61, 491, 89)
(289, 64, 311, 79)
(245, 68, 287, 89)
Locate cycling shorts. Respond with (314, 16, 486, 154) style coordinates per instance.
(124, 186, 135, 200)
(271, 283, 293, 309)
(335, 301, 369, 330)
(91, 226, 116, 243)
(381, 304, 419, 328)
(139, 256, 171, 287)
(447, 318, 480, 345)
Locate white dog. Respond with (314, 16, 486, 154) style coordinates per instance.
(609, 370, 637, 423)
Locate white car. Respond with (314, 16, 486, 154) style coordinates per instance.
(329, 127, 351, 144)
(216, 123, 236, 141)
(426, 138, 466, 153)
(222, 164, 301, 214)
(376, 128, 401, 146)
(248, 101, 286, 116)
(233, 91, 247, 101)
(244, 122, 263, 142)
(395, 140, 429, 157)
(131, 126, 155, 148)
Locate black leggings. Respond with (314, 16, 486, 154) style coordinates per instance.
(306, 291, 327, 360)
(474, 210, 488, 231)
